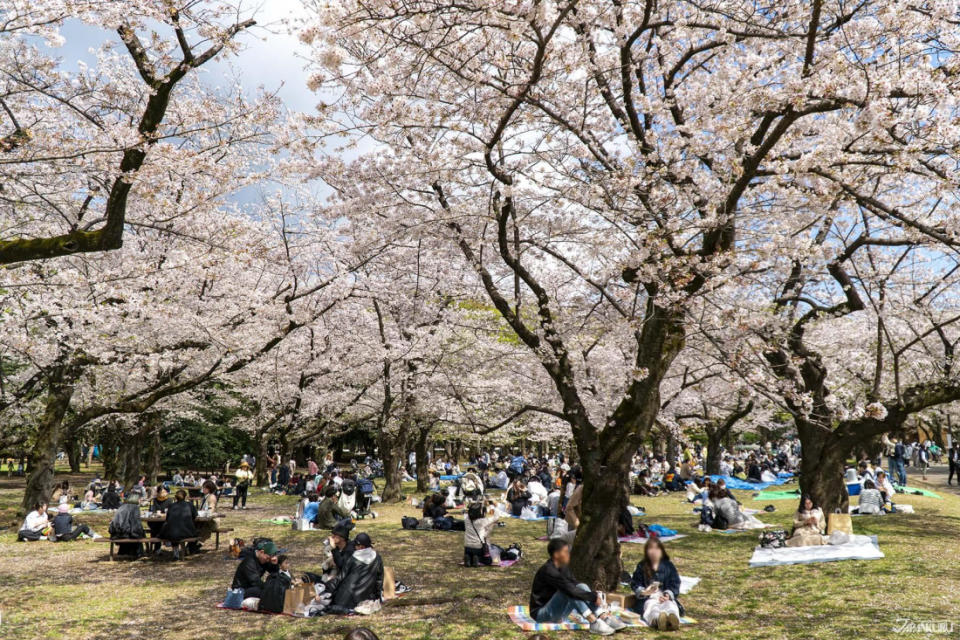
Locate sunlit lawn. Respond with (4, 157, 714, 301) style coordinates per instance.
(0, 464, 955, 639)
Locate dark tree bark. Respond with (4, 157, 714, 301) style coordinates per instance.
(20, 369, 75, 514)
(66, 435, 82, 473)
(704, 400, 754, 476)
(142, 414, 162, 486)
(415, 425, 432, 493)
(379, 436, 406, 502)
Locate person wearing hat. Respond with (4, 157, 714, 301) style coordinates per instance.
(52, 503, 96, 542)
(330, 520, 356, 572)
(232, 540, 280, 598)
(324, 532, 384, 611)
(233, 460, 254, 510)
(109, 495, 146, 557)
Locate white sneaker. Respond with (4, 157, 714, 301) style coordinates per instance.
(603, 615, 627, 631)
(589, 619, 615, 636)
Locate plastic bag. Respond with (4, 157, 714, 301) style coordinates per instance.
(546, 517, 568, 539)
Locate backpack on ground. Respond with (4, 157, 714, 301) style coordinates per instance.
(759, 529, 787, 549)
(401, 516, 419, 530)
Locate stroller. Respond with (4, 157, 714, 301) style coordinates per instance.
(353, 477, 377, 519)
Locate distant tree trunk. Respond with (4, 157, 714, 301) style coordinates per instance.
(143, 414, 162, 486)
(415, 426, 432, 493)
(66, 435, 82, 473)
(21, 369, 75, 514)
(255, 431, 268, 486)
(705, 400, 754, 476)
(380, 445, 404, 502)
(100, 421, 122, 481)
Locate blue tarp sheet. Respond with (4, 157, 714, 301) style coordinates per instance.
(709, 474, 793, 492)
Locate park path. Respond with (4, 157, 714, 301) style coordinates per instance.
(910, 462, 960, 496)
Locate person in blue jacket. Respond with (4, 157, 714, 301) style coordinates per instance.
(630, 537, 683, 631)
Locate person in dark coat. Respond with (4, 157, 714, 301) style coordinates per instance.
(52, 504, 95, 541)
(147, 485, 173, 553)
(109, 495, 146, 557)
(630, 537, 683, 630)
(101, 484, 122, 510)
(324, 533, 384, 611)
(331, 521, 356, 572)
(506, 479, 532, 517)
(528, 538, 624, 634)
(232, 540, 280, 598)
(159, 490, 198, 557)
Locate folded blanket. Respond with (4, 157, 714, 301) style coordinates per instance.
(507, 606, 696, 631)
(749, 539, 883, 567)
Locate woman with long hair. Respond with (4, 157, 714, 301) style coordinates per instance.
(786, 494, 826, 546)
(630, 537, 682, 630)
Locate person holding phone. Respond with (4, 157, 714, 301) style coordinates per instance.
(630, 538, 682, 631)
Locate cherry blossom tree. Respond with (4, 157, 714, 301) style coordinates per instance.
(302, 0, 960, 586)
(0, 0, 258, 264)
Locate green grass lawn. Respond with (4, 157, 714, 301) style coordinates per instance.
(0, 467, 956, 639)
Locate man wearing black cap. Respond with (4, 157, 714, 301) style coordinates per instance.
(232, 540, 279, 598)
(324, 532, 384, 611)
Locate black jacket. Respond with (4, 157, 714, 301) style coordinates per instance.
(159, 501, 197, 541)
(507, 487, 532, 516)
(53, 513, 75, 537)
(529, 561, 596, 619)
(232, 549, 269, 590)
(109, 504, 145, 539)
(259, 571, 293, 613)
(630, 558, 683, 615)
(101, 490, 122, 510)
(151, 497, 173, 513)
(333, 540, 356, 571)
(325, 547, 384, 609)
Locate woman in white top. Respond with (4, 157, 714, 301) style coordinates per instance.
(463, 502, 498, 566)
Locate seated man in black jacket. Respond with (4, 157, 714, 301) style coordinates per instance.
(529, 539, 625, 635)
(232, 540, 280, 598)
(159, 490, 198, 558)
(331, 520, 356, 573)
(324, 533, 383, 611)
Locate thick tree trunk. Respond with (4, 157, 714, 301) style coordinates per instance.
(705, 427, 723, 476)
(100, 422, 121, 481)
(143, 415, 162, 486)
(796, 421, 849, 514)
(571, 459, 630, 591)
(380, 446, 404, 502)
(255, 431, 268, 486)
(21, 375, 75, 514)
(415, 427, 431, 493)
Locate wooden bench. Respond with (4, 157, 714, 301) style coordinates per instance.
(214, 528, 234, 550)
(98, 537, 199, 561)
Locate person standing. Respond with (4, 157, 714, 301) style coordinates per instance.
(949, 443, 960, 486)
(528, 539, 625, 635)
(893, 439, 908, 486)
(233, 461, 253, 510)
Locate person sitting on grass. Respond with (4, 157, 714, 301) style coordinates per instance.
(324, 532, 384, 611)
(302, 493, 320, 523)
(17, 501, 50, 541)
(507, 478, 532, 517)
(109, 495, 146, 557)
(786, 495, 825, 547)
(159, 489, 199, 557)
(857, 480, 884, 515)
(528, 539, 626, 635)
(52, 503, 97, 541)
(232, 540, 280, 598)
(101, 483, 122, 510)
(422, 493, 448, 519)
(875, 470, 895, 505)
(630, 537, 682, 631)
(315, 485, 351, 529)
(464, 500, 498, 567)
(331, 520, 357, 573)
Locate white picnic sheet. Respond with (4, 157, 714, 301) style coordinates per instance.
(679, 576, 700, 594)
(749, 537, 883, 567)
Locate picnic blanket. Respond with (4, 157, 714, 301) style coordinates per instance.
(618, 533, 687, 544)
(460, 558, 520, 568)
(752, 489, 802, 501)
(709, 474, 792, 491)
(894, 485, 941, 499)
(749, 537, 883, 567)
(217, 603, 291, 617)
(506, 606, 696, 631)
